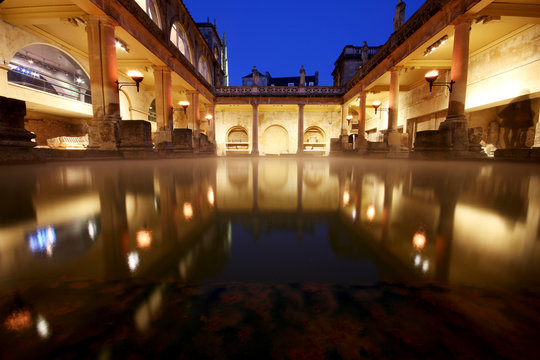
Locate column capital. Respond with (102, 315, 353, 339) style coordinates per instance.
(152, 65, 171, 73)
(83, 14, 118, 28)
(452, 15, 474, 27)
(390, 65, 404, 73)
(298, 103, 305, 109)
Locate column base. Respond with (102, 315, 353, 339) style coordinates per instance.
(439, 114, 469, 151)
(87, 119, 119, 150)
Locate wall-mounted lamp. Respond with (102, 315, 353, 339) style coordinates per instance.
(205, 114, 213, 121)
(116, 70, 143, 92)
(172, 100, 190, 114)
(425, 70, 454, 93)
(346, 114, 353, 124)
(372, 100, 388, 114)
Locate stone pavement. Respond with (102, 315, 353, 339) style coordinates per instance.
(1, 279, 539, 359)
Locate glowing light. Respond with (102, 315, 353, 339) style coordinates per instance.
(422, 260, 429, 273)
(412, 230, 427, 251)
(207, 187, 215, 206)
(4, 310, 32, 332)
(28, 226, 56, 256)
(372, 100, 381, 107)
(127, 251, 140, 272)
(366, 204, 375, 222)
(414, 254, 421, 267)
(136, 229, 152, 249)
(343, 191, 350, 206)
(425, 70, 439, 81)
(127, 70, 143, 80)
(88, 220, 97, 240)
(36, 315, 50, 339)
(183, 202, 194, 220)
(178, 100, 190, 107)
(352, 208, 357, 221)
(205, 114, 213, 121)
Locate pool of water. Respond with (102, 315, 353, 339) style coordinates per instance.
(1, 157, 539, 290)
(1, 157, 540, 357)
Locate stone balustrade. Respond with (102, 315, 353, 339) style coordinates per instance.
(215, 86, 344, 97)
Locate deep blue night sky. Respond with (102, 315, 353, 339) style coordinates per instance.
(183, 0, 426, 86)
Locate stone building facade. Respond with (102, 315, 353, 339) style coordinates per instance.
(0, 0, 539, 159)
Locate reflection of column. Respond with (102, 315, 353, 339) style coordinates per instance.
(156, 168, 178, 244)
(439, 18, 472, 152)
(380, 181, 393, 244)
(297, 104, 304, 154)
(85, 15, 120, 150)
(252, 159, 258, 211)
(387, 66, 401, 148)
(153, 66, 173, 147)
(187, 91, 200, 152)
(357, 91, 368, 153)
(297, 160, 303, 212)
(251, 104, 259, 155)
(524, 176, 540, 262)
(434, 198, 456, 282)
(97, 170, 130, 279)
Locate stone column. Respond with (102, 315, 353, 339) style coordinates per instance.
(85, 15, 120, 150)
(187, 90, 200, 152)
(340, 104, 349, 150)
(251, 104, 259, 155)
(387, 66, 402, 149)
(439, 18, 472, 152)
(207, 103, 216, 144)
(297, 104, 304, 154)
(357, 91, 368, 153)
(153, 66, 173, 148)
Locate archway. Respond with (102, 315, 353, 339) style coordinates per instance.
(8, 44, 91, 103)
(303, 126, 326, 153)
(262, 125, 289, 155)
(226, 126, 249, 154)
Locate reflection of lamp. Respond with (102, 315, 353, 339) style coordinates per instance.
(343, 190, 350, 206)
(412, 230, 426, 250)
(207, 187, 215, 206)
(136, 229, 152, 249)
(183, 202, 194, 220)
(366, 204, 375, 222)
(425, 70, 454, 93)
(115, 70, 144, 92)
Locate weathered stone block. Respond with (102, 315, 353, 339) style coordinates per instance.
(413, 129, 451, 152)
(118, 120, 153, 150)
(0, 96, 36, 148)
(172, 128, 193, 152)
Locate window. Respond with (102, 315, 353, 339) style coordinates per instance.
(135, 0, 162, 29)
(170, 22, 192, 63)
(308, 82, 314, 86)
(288, 83, 294, 87)
(198, 56, 212, 83)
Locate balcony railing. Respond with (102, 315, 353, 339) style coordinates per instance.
(8, 66, 91, 104)
(215, 86, 344, 97)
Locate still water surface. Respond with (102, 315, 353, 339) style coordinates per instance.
(1, 157, 539, 290)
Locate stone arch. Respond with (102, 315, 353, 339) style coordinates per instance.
(262, 125, 289, 155)
(8, 43, 91, 103)
(119, 90, 133, 120)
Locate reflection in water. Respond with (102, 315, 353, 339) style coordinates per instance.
(0, 159, 538, 291)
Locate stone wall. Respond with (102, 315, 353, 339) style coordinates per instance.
(24, 111, 88, 146)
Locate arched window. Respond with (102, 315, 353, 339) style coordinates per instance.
(198, 56, 212, 84)
(134, 0, 162, 29)
(8, 44, 91, 103)
(170, 22, 192, 63)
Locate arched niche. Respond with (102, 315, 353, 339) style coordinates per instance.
(262, 125, 289, 155)
(303, 126, 326, 152)
(225, 126, 249, 153)
(8, 44, 91, 103)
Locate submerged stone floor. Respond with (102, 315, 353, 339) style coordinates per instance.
(1, 279, 539, 359)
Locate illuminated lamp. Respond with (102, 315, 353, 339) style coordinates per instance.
(412, 230, 426, 251)
(172, 100, 190, 114)
(425, 70, 454, 93)
(115, 70, 144, 92)
(346, 114, 353, 124)
(205, 114, 213, 121)
(372, 100, 388, 114)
